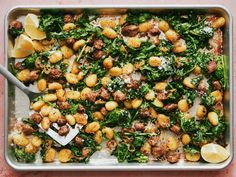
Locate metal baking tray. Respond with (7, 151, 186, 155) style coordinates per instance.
(4, 5, 233, 171)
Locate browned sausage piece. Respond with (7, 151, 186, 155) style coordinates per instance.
(22, 124, 34, 135)
(94, 39, 104, 50)
(207, 61, 217, 73)
(50, 68, 62, 79)
(113, 90, 126, 101)
(212, 81, 222, 90)
(57, 116, 67, 126)
(58, 125, 70, 136)
(30, 112, 42, 124)
(57, 101, 71, 110)
(166, 151, 180, 163)
(148, 136, 160, 146)
(64, 14, 74, 23)
(74, 136, 84, 146)
(30, 70, 39, 81)
(106, 140, 118, 150)
(93, 50, 105, 60)
(100, 87, 110, 100)
(164, 103, 178, 111)
(121, 25, 139, 37)
(9, 20, 23, 30)
(151, 146, 165, 158)
(134, 122, 145, 131)
(149, 28, 160, 36)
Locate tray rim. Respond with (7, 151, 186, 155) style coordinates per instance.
(4, 4, 234, 171)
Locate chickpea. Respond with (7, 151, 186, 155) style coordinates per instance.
(32, 100, 45, 111)
(185, 152, 200, 162)
(103, 56, 113, 69)
(153, 98, 163, 107)
(43, 94, 57, 102)
(80, 87, 92, 100)
(40, 105, 53, 117)
(124, 100, 133, 109)
(173, 39, 187, 53)
(48, 82, 62, 90)
(119, 14, 127, 25)
(17, 69, 30, 82)
(13, 134, 29, 146)
(61, 45, 74, 59)
(85, 122, 100, 133)
(182, 134, 191, 145)
(44, 148, 56, 162)
(183, 77, 196, 89)
(105, 101, 118, 111)
(63, 22, 76, 31)
(102, 27, 117, 39)
(102, 127, 114, 139)
(127, 37, 141, 48)
(157, 114, 170, 128)
(31, 136, 42, 147)
(122, 63, 134, 75)
(100, 19, 117, 29)
(77, 71, 85, 81)
(65, 73, 78, 84)
(65, 115, 76, 126)
(148, 56, 162, 67)
(165, 29, 180, 43)
(25, 143, 36, 154)
(94, 131, 103, 144)
(196, 105, 207, 118)
(178, 99, 189, 112)
(37, 79, 47, 92)
(56, 89, 66, 102)
(93, 111, 104, 121)
(85, 74, 98, 87)
(210, 90, 223, 102)
(141, 142, 151, 155)
(49, 109, 61, 122)
(71, 61, 80, 74)
(192, 66, 201, 75)
(101, 76, 111, 87)
(167, 136, 178, 151)
(65, 90, 80, 100)
(207, 112, 219, 126)
(145, 90, 155, 100)
(58, 149, 72, 163)
(49, 51, 63, 64)
(139, 22, 153, 32)
(155, 82, 167, 91)
(109, 67, 122, 76)
(74, 113, 87, 125)
(132, 99, 143, 109)
(158, 20, 170, 32)
(212, 17, 226, 29)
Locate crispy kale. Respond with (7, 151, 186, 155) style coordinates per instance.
(12, 146, 36, 163)
(39, 10, 64, 38)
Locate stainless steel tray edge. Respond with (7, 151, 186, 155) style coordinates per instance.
(4, 4, 234, 171)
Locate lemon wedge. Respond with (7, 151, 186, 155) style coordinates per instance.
(12, 34, 34, 58)
(201, 143, 230, 163)
(25, 13, 46, 40)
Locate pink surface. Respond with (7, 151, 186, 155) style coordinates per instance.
(0, 0, 235, 176)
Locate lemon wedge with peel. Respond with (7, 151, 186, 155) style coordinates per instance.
(12, 34, 34, 58)
(201, 143, 230, 163)
(25, 13, 46, 40)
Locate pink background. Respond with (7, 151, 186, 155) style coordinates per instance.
(0, 0, 235, 176)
